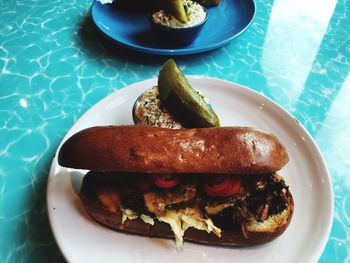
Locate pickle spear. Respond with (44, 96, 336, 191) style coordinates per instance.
(162, 0, 188, 23)
(158, 59, 220, 128)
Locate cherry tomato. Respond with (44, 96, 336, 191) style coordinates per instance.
(134, 177, 151, 191)
(203, 175, 241, 197)
(150, 174, 180, 188)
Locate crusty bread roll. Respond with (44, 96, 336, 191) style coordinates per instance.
(58, 125, 289, 174)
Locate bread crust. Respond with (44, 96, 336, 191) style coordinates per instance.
(58, 125, 289, 174)
(80, 171, 294, 247)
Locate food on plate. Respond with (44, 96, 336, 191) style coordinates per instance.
(133, 59, 220, 128)
(58, 125, 294, 248)
(159, 0, 189, 24)
(133, 86, 184, 129)
(150, 0, 208, 45)
(105, 0, 209, 45)
(152, 0, 206, 28)
(158, 59, 219, 127)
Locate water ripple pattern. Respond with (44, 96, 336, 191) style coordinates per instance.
(0, 0, 349, 262)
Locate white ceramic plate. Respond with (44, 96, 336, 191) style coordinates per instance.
(47, 77, 333, 263)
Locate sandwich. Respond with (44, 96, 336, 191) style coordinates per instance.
(58, 125, 293, 248)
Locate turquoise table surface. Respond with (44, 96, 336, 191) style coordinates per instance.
(0, 0, 349, 262)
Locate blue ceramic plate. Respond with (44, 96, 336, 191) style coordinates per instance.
(91, 0, 256, 55)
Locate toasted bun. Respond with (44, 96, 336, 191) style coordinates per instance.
(58, 125, 288, 174)
(80, 171, 294, 247)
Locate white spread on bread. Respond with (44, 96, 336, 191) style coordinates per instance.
(133, 86, 183, 129)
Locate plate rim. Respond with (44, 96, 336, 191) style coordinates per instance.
(90, 0, 256, 55)
(47, 76, 334, 262)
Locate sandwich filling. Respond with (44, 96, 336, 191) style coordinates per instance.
(90, 172, 290, 248)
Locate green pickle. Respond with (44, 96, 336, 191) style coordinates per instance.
(158, 59, 220, 128)
(163, 0, 188, 23)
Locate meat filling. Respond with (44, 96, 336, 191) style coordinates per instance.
(95, 172, 290, 231)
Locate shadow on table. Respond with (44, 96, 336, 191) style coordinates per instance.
(75, 13, 222, 66)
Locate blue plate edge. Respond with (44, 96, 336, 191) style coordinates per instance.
(90, 0, 256, 56)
